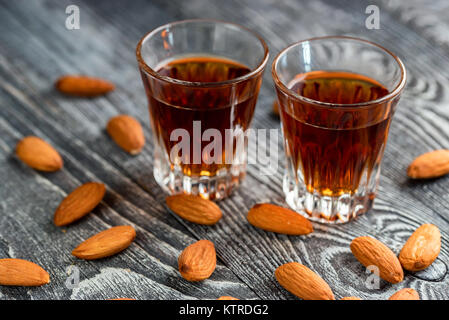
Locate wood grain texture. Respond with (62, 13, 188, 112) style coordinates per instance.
(0, 0, 448, 300)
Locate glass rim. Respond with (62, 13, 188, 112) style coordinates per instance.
(136, 19, 269, 88)
(272, 36, 407, 109)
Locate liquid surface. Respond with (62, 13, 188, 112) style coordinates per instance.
(157, 56, 250, 83)
(289, 70, 389, 105)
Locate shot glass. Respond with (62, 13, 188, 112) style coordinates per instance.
(136, 20, 268, 200)
(272, 36, 406, 223)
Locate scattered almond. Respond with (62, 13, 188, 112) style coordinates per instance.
(0, 258, 50, 286)
(247, 203, 313, 235)
(389, 288, 420, 300)
(178, 240, 216, 281)
(275, 262, 334, 300)
(106, 115, 145, 155)
(54, 182, 106, 226)
(407, 149, 449, 179)
(341, 296, 362, 300)
(15, 136, 63, 172)
(350, 236, 403, 284)
(399, 224, 441, 271)
(166, 194, 222, 225)
(217, 296, 239, 300)
(55, 75, 115, 97)
(72, 226, 136, 260)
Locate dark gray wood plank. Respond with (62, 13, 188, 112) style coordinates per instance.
(0, 115, 257, 300)
(1, 0, 449, 300)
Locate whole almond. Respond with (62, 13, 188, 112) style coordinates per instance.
(166, 194, 222, 225)
(217, 296, 239, 300)
(275, 262, 334, 300)
(72, 226, 136, 260)
(16, 136, 63, 172)
(407, 149, 449, 179)
(247, 203, 313, 235)
(340, 296, 362, 300)
(350, 236, 403, 284)
(399, 224, 441, 271)
(54, 182, 106, 226)
(0, 258, 50, 286)
(106, 115, 145, 155)
(178, 240, 216, 281)
(55, 75, 115, 97)
(389, 288, 420, 300)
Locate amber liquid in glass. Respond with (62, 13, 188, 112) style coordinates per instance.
(280, 71, 391, 197)
(141, 56, 259, 178)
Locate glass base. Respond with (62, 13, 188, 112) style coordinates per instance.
(154, 158, 245, 201)
(283, 166, 377, 224)
(284, 186, 374, 224)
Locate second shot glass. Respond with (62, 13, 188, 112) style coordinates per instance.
(272, 36, 406, 223)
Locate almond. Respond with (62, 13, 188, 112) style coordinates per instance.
(54, 182, 106, 226)
(275, 262, 334, 300)
(72, 226, 136, 260)
(407, 149, 449, 179)
(166, 194, 222, 225)
(106, 115, 145, 155)
(16, 136, 63, 172)
(0, 258, 50, 286)
(217, 296, 239, 300)
(55, 75, 115, 97)
(340, 296, 362, 300)
(178, 240, 216, 281)
(247, 203, 313, 235)
(350, 236, 403, 284)
(389, 288, 420, 300)
(399, 224, 441, 271)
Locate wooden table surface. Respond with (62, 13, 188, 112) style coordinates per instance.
(1, 0, 448, 300)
